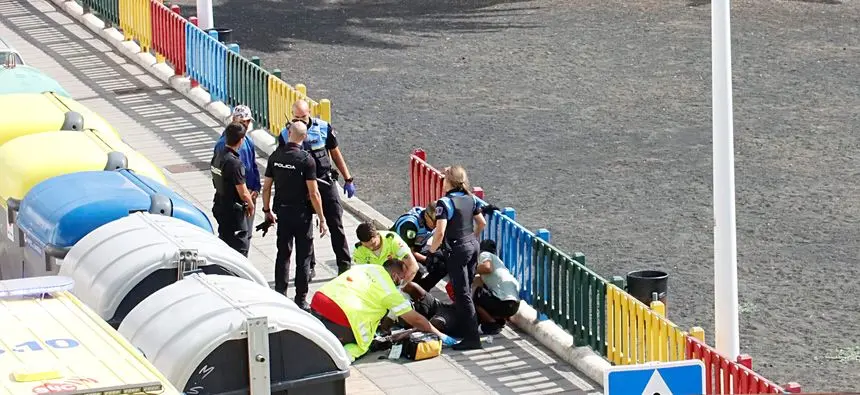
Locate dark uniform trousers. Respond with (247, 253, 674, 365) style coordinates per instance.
(443, 193, 482, 342)
(416, 251, 449, 292)
(318, 179, 351, 273)
(447, 236, 480, 342)
(213, 203, 251, 257)
(275, 204, 314, 304)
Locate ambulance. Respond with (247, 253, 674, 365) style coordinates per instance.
(0, 276, 180, 395)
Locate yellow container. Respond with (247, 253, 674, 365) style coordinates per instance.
(0, 277, 180, 394)
(0, 92, 121, 147)
(0, 130, 166, 211)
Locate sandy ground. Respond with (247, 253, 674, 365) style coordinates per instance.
(171, 0, 860, 390)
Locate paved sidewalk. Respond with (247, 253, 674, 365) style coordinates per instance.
(0, 0, 602, 393)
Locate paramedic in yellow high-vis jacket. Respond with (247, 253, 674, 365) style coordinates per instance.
(310, 259, 458, 361)
(353, 222, 420, 282)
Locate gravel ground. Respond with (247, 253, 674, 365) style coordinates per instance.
(174, 0, 859, 390)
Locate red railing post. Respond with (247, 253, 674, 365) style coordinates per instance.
(783, 382, 802, 393)
(736, 354, 753, 369)
(170, 4, 186, 76)
(472, 187, 484, 200)
(412, 148, 426, 161)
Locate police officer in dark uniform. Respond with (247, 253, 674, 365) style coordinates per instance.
(262, 121, 328, 309)
(279, 100, 354, 276)
(427, 166, 487, 351)
(211, 122, 255, 256)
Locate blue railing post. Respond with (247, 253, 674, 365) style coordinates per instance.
(536, 228, 550, 321)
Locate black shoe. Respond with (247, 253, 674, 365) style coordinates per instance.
(295, 299, 310, 312)
(452, 339, 483, 351)
(480, 322, 504, 335)
(309, 267, 316, 281)
(430, 316, 448, 331)
(338, 264, 351, 275)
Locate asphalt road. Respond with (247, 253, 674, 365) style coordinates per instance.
(172, 0, 859, 390)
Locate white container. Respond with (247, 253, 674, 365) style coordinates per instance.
(59, 212, 267, 327)
(119, 274, 351, 395)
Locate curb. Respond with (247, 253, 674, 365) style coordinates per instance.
(51, 0, 609, 388)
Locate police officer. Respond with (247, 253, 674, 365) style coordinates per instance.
(279, 100, 354, 276)
(214, 105, 261, 246)
(427, 165, 487, 351)
(392, 203, 437, 257)
(211, 122, 255, 256)
(262, 121, 328, 309)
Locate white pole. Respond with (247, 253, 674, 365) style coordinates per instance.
(196, 0, 214, 30)
(712, 0, 740, 359)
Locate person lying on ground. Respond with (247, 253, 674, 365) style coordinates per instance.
(309, 258, 457, 362)
(384, 279, 514, 337)
(353, 222, 419, 281)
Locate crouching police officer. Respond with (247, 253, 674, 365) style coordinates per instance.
(427, 166, 486, 351)
(262, 121, 328, 309)
(211, 123, 255, 256)
(391, 203, 437, 263)
(279, 100, 354, 276)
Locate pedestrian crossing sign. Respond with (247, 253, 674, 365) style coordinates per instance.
(605, 359, 705, 395)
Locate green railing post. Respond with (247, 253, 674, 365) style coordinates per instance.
(225, 43, 240, 109)
(535, 229, 550, 321)
(82, 0, 120, 28)
(272, 69, 282, 79)
(572, 252, 586, 266)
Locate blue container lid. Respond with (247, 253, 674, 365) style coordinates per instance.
(17, 170, 213, 251)
(0, 65, 71, 98)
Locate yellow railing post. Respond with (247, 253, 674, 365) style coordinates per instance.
(690, 326, 706, 342)
(320, 99, 332, 123)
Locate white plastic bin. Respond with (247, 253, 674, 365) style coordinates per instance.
(59, 212, 267, 328)
(119, 274, 351, 395)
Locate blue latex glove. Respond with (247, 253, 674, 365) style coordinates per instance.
(343, 181, 356, 198)
(440, 335, 458, 348)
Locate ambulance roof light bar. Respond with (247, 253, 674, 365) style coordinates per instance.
(0, 276, 74, 299)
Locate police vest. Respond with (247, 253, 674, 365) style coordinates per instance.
(318, 265, 411, 360)
(210, 148, 233, 199)
(392, 207, 432, 248)
(439, 192, 476, 241)
(280, 119, 333, 175)
(302, 118, 332, 175)
(272, 148, 313, 208)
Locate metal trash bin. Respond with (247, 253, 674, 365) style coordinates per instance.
(16, 170, 213, 278)
(206, 28, 233, 43)
(119, 274, 351, 395)
(626, 269, 669, 307)
(0, 129, 166, 280)
(60, 212, 267, 328)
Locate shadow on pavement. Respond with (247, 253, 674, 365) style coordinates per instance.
(349, 287, 599, 394)
(178, 0, 541, 51)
